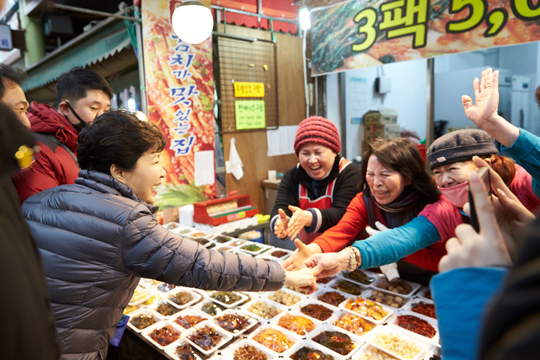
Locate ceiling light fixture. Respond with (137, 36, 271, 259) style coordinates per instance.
(299, 7, 311, 31)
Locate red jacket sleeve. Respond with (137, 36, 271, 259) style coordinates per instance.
(403, 239, 447, 272)
(313, 193, 368, 253)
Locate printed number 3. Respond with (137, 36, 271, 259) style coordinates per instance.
(352, 8, 378, 52)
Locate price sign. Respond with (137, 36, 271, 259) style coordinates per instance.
(235, 100, 266, 130)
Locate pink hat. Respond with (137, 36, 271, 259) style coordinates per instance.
(294, 116, 341, 156)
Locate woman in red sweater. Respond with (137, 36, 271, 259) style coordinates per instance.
(284, 137, 441, 283)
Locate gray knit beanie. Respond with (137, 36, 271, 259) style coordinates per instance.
(427, 129, 498, 170)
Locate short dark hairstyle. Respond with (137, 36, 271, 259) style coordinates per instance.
(78, 110, 166, 175)
(0, 64, 27, 99)
(56, 67, 113, 105)
(360, 137, 439, 204)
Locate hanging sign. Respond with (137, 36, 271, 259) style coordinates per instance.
(310, 0, 540, 75)
(0, 24, 13, 51)
(233, 82, 265, 97)
(142, 1, 216, 209)
(235, 100, 266, 130)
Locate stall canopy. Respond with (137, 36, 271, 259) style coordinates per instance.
(212, 0, 299, 34)
(22, 18, 133, 93)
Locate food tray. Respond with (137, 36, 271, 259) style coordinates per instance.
(315, 275, 339, 287)
(212, 235, 234, 244)
(265, 248, 292, 260)
(270, 311, 321, 337)
(128, 287, 153, 306)
(364, 325, 430, 360)
(211, 309, 258, 336)
(138, 278, 161, 289)
(339, 297, 394, 325)
(127, 308, 164, 333)
(192, 300, 227, 317)
(351, 342, 400, 360)
(290, 299, 339, 324)
(415, 286, 433, 302)
(312, 288, 354, 309)
(187, 231, 215, 239)
(401, 299, 437, 321)
(208, 291, 249, 308)
(338, 269, 380, 287)
(326, 278, 369, 297)
(181, 320, 233, 356)
(154, 283, 179, 294)
(171, 308, 211, 330)
(142, 320, 185, 350)
(247, 323, 302, 357)
(220, 338, 278, 360)
(263, 287, 307, 308)
(186, 236, 215, 248)
(229, 239, 247, 247)
(254, 254, 284, 264)
(237, 242, 273, 256)
(332, 310, 378, 338)
(207, 356, 226, 360)
(286, 339, 343, 360)
(306, 323, 364, 360)
(173, 228, 197, 236)
(373, 278, 421, 299)
(240, 298, 287, 322)
(166, 287, 203, 309)
(163, 339, 203, 360)
(388, 311, 439, 345)
(150, 299, 182, 318)
(362, 288, 411, 309)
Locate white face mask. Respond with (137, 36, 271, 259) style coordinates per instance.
(438, 181, 469, 208)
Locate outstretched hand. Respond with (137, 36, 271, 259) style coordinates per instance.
(274, 208, 290, 239)
(303, 250, 350, 279)
(461, 67, 500, 130)
(282, 239, 319, 271)
(287, 206, 313, 241)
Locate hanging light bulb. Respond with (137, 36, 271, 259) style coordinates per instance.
(172, 1, 214, 44)
(299, 7, 311, 31)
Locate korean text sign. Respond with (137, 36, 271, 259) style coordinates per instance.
(310, 0, 540, 75)
(235, 100, 266, 130)
(233, 82, 265, 97)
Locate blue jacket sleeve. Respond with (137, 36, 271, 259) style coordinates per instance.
(352, 216, 439, 269)
(431, 267, 508, 360)
(501, 128, 540, 197)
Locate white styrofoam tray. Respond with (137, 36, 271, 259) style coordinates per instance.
(166, 287, 203, 310)
(170, 308, 211, 330)
(127, 308, 165, 333)
(240, 298, 287, 322)
(181, 320, 233, 356)
(362, 288, 411, 309)
(286, 338, 344, 360)
(149, 299, 183, 318)
(339, 297, 394, 325)
(326, 278, 369, 297)
(363, 325, 430, 360)
(270, 310, 322, 337)
(128, 287, 153, 306)
(236, 242, 273, 256)
(312, 288, 355, 310)
(163, 339, 203, 360)
(247, 323, 302, 357)
(401, 298, 438, 322)
(372, 278, 421, 299)
(290, 298, 339, 324)
(387, 311, 439, 345)
(338, 269, 381, 288)
(331, 310, 379, 338)
(220, 338, 278, 360)
(142, 320, 185, 350)
(207, 291, 249, 309)
(211, 309, 258, 336)
(306, 323, 365, 360)
(263, 287, 306, 308)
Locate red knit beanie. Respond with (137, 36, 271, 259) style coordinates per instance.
(294, 116, 341, 156)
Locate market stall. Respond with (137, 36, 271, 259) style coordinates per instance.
(122, 222, 441, 360)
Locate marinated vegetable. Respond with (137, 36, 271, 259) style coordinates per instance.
(175, 315, 206, 329)
(247, 301, 282, 319)
(277, 313, 315, 335)
(187, 325, 223, 351)
(200, 302, 226, 316)
(344, 298, 388, 321)
(343, 269, 375, 285)
(268, 290, 301, 306)
(397, 315, 437, 338)
(179, 229, 192, 235)
(334, 313, 375, 336)
(241, 244, 262, 252)
(318, 291, 346, 306)
(376, 279, 413, 295)
(253, 328, 293, 353)
(368, 290, 405, 308)
(148, 325, 181, 346)
(192, 238, 210, 246)
(211, 291, 242, 304)
(270, 250, 288, 258)
(130, 313, 157, 330)
(312, 331, 355, 355)
(169, 291, 194, 306)
(214, 235, 232, 243)
(333, 280, 364, 295)
(411, 301, 437, 319)
(300, 304, 333, 321)
(215, 313, 251, 333)
(316, 276, 335, 284)
(155, 303, 181, 316)
(174, 344, 198, 360)
(233, 344, 268, 360)
(290, 346, 334, 360)
(371, 332, 421, 359)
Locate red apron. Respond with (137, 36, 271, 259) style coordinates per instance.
(297, 157, 351, 244)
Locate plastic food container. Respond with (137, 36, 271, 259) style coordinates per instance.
(241, 298, 287, 322)
(332, 310, 378, 337)
(181, 320, 233, 356)
(166, 287, 203, 310)
(163, 340, 203, 360)
(270, 311, 321, 336)
(312, 288, 354, 309)
(237, 242, 272, 256)
(127, 308, 164, 333)
(128, 287, 153, 306)
(174, 228, 197, 236)
(363, 325, 430, 360)
(388, 311, 439, 345)
(327, 278, 369, 297)
(154, 283, 179, 294)
(266, 248, 292, 260)
(255, 254, 283, 264)
(150, 300, 182, 318)
(220, 338, 278, 360)
(229, 239, 246, 247)
(373, 278, 421, 299)
(247, 323, 302, 357)
(286, 339, 341, 360)
(192, 300, 227, 317)
(338, 269, 379, 287)
(138, 278, 161, 289)
(416, 286, 433, 302)
(402, 299, 437, 321)
(351, 342, 400, 360)
(142, 320, 185, 350)
(188, 231, 214, 239)
(212, 309, 258, 336)
(264, 287, 306, 308)
(213, 235, 233, 244)
(208, 291, 249, 309)
(290, 299, 339, 324)
(339, 297, 394, 325)
(362, 288, 410, 309)
(171, 308, 210, 330)
(306, 323, 364, 360)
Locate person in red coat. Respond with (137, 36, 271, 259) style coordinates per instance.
(12, 67, 113, 202)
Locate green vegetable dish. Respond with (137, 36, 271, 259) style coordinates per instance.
(241, 244, 262, 252)
(211, 291, 242, 304)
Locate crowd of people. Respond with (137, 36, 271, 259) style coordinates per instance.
(2, 34, 540, 360)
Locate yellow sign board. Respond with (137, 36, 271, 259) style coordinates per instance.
(235, 100, 266, 130)
(234, 82, 265, 97)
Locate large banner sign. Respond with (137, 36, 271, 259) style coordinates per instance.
(311, 0, 540, 75)
(142, 1, 216, 209)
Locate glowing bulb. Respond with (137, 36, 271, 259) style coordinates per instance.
(127, 98, 137, 111)
(299, 7, 311, 31)
(172, 1, 213, 44)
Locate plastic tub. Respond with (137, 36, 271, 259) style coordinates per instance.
(149, 299, 182, 318)
(212, 309, 258, 336)
(306, 323, 364, 360)
(351, 342, 400, 360)
(142, 320, 185, 350)
(128, 287, 153, 306)
(286, 340, 341, 360)
(270, 311, 321, 337)
(264, 288, 306, 308)
(290, 299, 339, 324)
(402, 299, 437, 321)
(363, 325, 430, 360)
(166, 287, 203, 310)
(171, 308, 210, 330)
(312, 288, 354, 309)
(163, 340, 203, 360)
(241, 298, 287, 322)
(127, 308, 164, 333)
(266, 248, 292, 260)
(339, 297, 394, 325)
(332, 310, 378, 338)
(192, 300, 227, 317)
(415, 286, 433, 302)
(237, 242, 273, 256)
(181, 320, 233, 356)
(363, 288, 411, 309)
(338, 269, 379, 287)
(220, 338, 278, 360)
(388, 311, 439, 345)
(247, 323, 302, 357)
(208, 291, 249, 309)
(327, 278, 369, 297)
(373, 278, 421, 299)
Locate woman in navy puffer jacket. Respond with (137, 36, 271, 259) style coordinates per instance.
(22, 111, 316, 360)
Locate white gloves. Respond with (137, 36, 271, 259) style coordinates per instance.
(366, 221, 400, 282)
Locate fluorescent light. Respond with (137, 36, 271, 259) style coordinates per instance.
(172, 1, 214, 44)
(299, 7, 311, 31)
(127, 98, 137, 111)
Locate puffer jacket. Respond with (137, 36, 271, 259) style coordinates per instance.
(22, 170, 285, 360)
